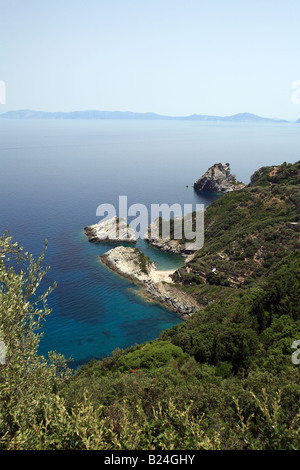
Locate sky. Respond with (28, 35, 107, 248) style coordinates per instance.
(1, 0, 300, 120)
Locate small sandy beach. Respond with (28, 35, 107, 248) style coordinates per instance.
(150, 268, 175, 283)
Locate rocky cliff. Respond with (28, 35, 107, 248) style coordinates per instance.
(100, 246, 199, 317)
(144, 217, 197, 263)
(84, 216, 136, 244)
(193, 163, 245, 193)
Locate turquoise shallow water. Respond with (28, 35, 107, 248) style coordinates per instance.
(41, 229, 188, 367)
(0, 119, 299, 367)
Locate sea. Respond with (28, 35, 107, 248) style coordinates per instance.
(0, 118, 299, 367)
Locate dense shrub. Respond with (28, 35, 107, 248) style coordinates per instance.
(1, 161, 299, 450)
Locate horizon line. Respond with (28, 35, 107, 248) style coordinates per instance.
(0, 108, 298, 123)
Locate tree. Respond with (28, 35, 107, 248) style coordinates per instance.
(0, 232, 71, 448)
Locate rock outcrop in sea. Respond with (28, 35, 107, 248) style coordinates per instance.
(193, 163, 245, 193)
(144, 217, 197, 263)
(100, 246, 199, 317)
(84, 216, 136, 244)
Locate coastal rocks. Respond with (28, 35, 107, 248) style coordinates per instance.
(193, 163, 245, 193)
(144, 217, 196, 262)
(100, 246, 154, 284)
(145, 234, 184, 255)
(84, 216, 136, 244)
(143, 281, 200, 318)
(100, 246, 199, 317)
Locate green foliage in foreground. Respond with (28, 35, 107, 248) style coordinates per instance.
(0, 161, 299, 450)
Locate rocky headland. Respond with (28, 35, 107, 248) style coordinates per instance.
(84, 216, 136, 244)
(143, 217, 197, 263)
(193, 163, 245, 193)
(100, 246, 199, 317)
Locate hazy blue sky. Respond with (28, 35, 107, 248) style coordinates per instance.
(1, 0, 300, 119)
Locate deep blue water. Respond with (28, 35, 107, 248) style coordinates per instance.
(0, 119, 299, 367)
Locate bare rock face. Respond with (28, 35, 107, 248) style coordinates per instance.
(100, 246, 199, 317)
(144, 218, 184, 255)
(144, 217, 197, 262)
(143, 281, 200, 317)
(193, 163, 245, 193)
(100, 246, 154, 284)
(84, 216, 136, 244)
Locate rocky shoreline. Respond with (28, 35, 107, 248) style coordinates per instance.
(100, 246, 199, 318)
(84, 161, 244, 316)
(193, 162, 245, 193)
(143, 237, 196, 264)
(143, 217, 197, 263)
(84, 216, 136, 244)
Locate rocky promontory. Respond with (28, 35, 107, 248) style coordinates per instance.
(84, 216, 136, 244)
(144, 217, 197, 263)
(100, 246, 199, 317)
(100, 246, 154, 284)
(193, 163, 245, 193)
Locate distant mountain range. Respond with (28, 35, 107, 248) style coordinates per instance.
(0, 109, 297, 123)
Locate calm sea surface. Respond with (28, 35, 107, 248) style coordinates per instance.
(0, 119, 299, 366)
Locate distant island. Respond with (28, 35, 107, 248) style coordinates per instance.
(0, 109, 294, 123)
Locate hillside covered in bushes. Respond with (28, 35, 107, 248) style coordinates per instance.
(0, 161, 299, 450)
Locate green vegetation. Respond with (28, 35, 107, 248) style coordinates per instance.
(0, 161, 299, 450)
(157, 214, 197, 244)
(249, 160, 300, 187)
(134, 247, 151, 274)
